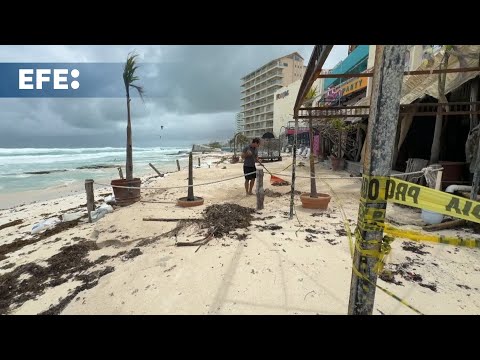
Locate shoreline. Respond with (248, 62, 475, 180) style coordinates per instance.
(0, 152, 231, 210)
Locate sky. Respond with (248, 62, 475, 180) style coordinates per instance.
(0, 45, 348, 148)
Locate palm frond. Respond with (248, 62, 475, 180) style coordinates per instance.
(123, 51, 145, 101)
(130, 84, 145, 102)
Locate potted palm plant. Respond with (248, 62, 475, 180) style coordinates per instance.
(111, 52, 144, 206)
(329, 118, 347, 171)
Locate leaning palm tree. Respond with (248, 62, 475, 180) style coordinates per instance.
(123, 52, 144, 180)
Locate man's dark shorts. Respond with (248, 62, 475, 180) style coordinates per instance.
(244, 166, 256, 180)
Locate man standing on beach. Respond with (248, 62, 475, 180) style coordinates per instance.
(241, 138, 261, 196)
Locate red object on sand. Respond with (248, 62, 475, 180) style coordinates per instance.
(270, 175, 289, 186)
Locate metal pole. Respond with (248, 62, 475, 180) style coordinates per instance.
(348, 45, 407, 315)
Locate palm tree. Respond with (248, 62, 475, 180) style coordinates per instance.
(123, 52, 144, 181)
(304, 87, 318, 197)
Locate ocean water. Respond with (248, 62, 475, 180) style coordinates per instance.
(0, 147, 192, 194)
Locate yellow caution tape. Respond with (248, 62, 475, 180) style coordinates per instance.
(384, 224, 480, 249)
(360, 175, 480, 224)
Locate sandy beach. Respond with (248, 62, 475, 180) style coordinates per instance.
(1, 152, 480, 315)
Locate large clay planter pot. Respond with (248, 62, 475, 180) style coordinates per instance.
(177, 196, 204, 207)
(300, 193, 331, 210)
(331, 157, 344, 171)
(111, 178, 141, 206)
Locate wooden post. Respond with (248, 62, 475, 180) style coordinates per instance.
(470, 76, 480, 200)
(435, 168, 443, 191)
(348, 45, 407, 315)
(256, 169, 264, 210)
(117, 167, 124, 180)
(198, 157, 201, 167)
(309, 118, 317, 197)
(470, 138, 480, 200)
(85, 179, 95, 223)
(149, 162, 164, 177)
(176, 159, 181, 172)
(470, 76, 479, 130)
(289, 117, 299, 219)
(187, 152, 194, 201)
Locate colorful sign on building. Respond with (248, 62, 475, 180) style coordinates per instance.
(341, 76, 368, 96)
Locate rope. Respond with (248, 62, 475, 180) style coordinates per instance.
(270, 166, 441, 181)
(94, 170, 258, 190)
(93, 166, 441, 190)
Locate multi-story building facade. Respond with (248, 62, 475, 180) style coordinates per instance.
(241, 52, 306, 138)
(235, 112, 244, 133)
(272, 78, 323, 137)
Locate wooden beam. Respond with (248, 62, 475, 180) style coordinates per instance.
(294, 45, 333, 115)
(316, 66, 480, 79)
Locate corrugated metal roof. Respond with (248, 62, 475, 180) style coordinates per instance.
(354, 45, 480, 107)
(401, 45, 480, 104)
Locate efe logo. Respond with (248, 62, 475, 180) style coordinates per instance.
(19, 69, 80, 90)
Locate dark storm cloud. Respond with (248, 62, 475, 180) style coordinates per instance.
(0, 45, 347, 147)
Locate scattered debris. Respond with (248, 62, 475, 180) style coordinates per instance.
(305, 228, 328, 235)
(382, 258, 437, 292)
(305, 236, 316, 243)
(256, 216, 275, 221)
(457, 284, 472, 290)
(401, 241, 430, 255)
(164, 265, 177, 273)
(0, 241, 114, 315)
(304, 290, 316, 300)
(379, 270, 404, 286)
(121, 248, 142, 261)
(336, 228, 347, 236)
(176, 227, 217, 253)
(418, 283, 437, 292)
(324, 238, 339, 245)
(264, 189, 282, 197)
(231, 232, 248, 241)
(203, 204, 255, 237)
(256, 224, 282, 232)
(0, 219, 23, 231)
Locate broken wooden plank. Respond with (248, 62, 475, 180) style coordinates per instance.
(175, 227, 217, 250)
(422, 219, 466, 232)
(195, 227, 216, 253)
(148, 163, 164, 177)
(143, 218, 203, 222)
(176, 238, 207, 246)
